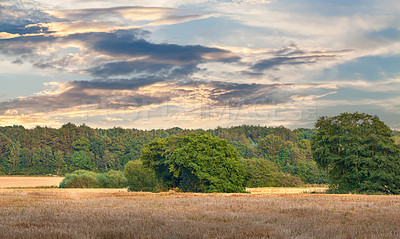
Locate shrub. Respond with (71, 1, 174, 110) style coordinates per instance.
(97, 170, 128, 188)
(124, 160, 159, 192)
(60, 170, 99, 188)
(243, 158, 304, 187)
(60, 170, 128, 188)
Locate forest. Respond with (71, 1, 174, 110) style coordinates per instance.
(0, 123, 328, 187)
(1, 122, 399, 188)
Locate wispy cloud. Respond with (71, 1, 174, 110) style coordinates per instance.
(0, 0, 399, 129)
(0, 78, 336, 125)
(0, 29, 238, 77)
(249, 44, 351, 72)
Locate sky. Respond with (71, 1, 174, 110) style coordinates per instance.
(0, 0, 399, 130)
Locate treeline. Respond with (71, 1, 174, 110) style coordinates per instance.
(1, 123, 330, 185)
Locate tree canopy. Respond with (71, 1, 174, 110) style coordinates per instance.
(141, 132, 248, 193)
(311, 112, 400, 194)
(0, 123, 328, 188)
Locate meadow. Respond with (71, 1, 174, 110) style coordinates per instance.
(0, 187, 399, 239)
(0, 176, 64, 188)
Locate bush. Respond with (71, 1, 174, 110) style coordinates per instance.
(97, 170, 128, 188)
(243, 158, 304, 187)
(124, 161, 159, 192)
(60, 170, 127, 188)
(60, 170, 99, 188)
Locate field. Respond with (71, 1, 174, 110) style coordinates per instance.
(0, 176, 64, 188)
(0, 188, 399, 239)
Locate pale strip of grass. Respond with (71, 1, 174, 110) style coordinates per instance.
(0, 176, 64, 188)
(247, 186, 328, 194)
(0, 188, 399, 239)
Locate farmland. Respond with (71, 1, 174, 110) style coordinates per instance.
(0, 176, 64, 188)
(0, 188, 399, 238)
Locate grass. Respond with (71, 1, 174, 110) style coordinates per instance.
(0, 176, 64, 188)
(247, 186, 328, 194)
(0, 188, 399, 238)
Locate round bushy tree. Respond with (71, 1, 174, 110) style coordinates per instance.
(257, 134, 285, 159)
(124, 160, 159, 192)
(141, 132, 248, 193)
(96, 170, 127, 188)
(311, 112, 400, 194)
(59, 170, 99, 188)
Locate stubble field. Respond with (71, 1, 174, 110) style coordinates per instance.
(0, 187, 399, 239)
(0, 176, 64, 188)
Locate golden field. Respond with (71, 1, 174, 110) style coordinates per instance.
(247, 186, 328, 194)
(0, 176, 64, 188)
(0, 188, 399, 239)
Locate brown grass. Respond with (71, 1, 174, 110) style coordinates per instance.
(247, 186, 328, 194)
(0, 188, 399, 239)
(0, 176, 64, 188)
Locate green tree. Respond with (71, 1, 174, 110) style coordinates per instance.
(124, 160, 159, 192)
(42, 146, 55, 174)
(97, 170, 127, 188)
(101, 150, 116, 171)
(71, 151, 96, 171)
(242, 158, 282, 187)
(141, 133, 248, 193)
(7, 141, 22, 174)
(311, 112, 400, 194)
(257, 134, 285, 159)
(59, 170, 99, 188)
(54, 150, 65, 175)
(0, 133, 11, 162)
(72, 137, 91, 152)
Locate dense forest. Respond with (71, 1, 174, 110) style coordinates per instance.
(0, 124, 321, 186)
(1, 123, 397, 186)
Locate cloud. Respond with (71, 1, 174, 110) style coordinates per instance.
(238, 44, 351, 77)
(0, 29, 238, 77)
(25, 21, 139, 36)
(147, 14, 214, 26)
(81, 30, 238, 65)
(43, 6, 212, 29)
(0, 32, 20, 39)
(44, 6, 178, 22)
(87, 61, 200, 78)
(0, 78, 336, 127)
(0, 0, 55, 35)
(251, 55, 335, 72)
(1, 3, 212, 36)
(1, 0, 399, 129)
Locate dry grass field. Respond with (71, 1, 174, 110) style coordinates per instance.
(0, 176, 64, 188)
(247, 186, 328, 194)
(0, 188, 399, 239)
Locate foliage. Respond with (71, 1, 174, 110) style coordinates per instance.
(60, 170, 127, 188)
(141, 133, 248, 193)
(257, 134, 285, 159)
(0, 123, 332, 187)
(124, 160, 159, 192)
(229, 141, 257, 159)
(60, 170, 99, 188)
(97, 170, 128, 188)
(242, 158, 303, 187)
(311, 112, 400, 194)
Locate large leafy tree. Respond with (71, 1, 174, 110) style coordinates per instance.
(311, 112, 400, 194)
(257, 134, 285, 159)
(141, 132, 248, 193)
(124, 160, 159, 192)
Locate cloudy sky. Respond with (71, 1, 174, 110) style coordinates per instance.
(0, 0, 399, 129)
